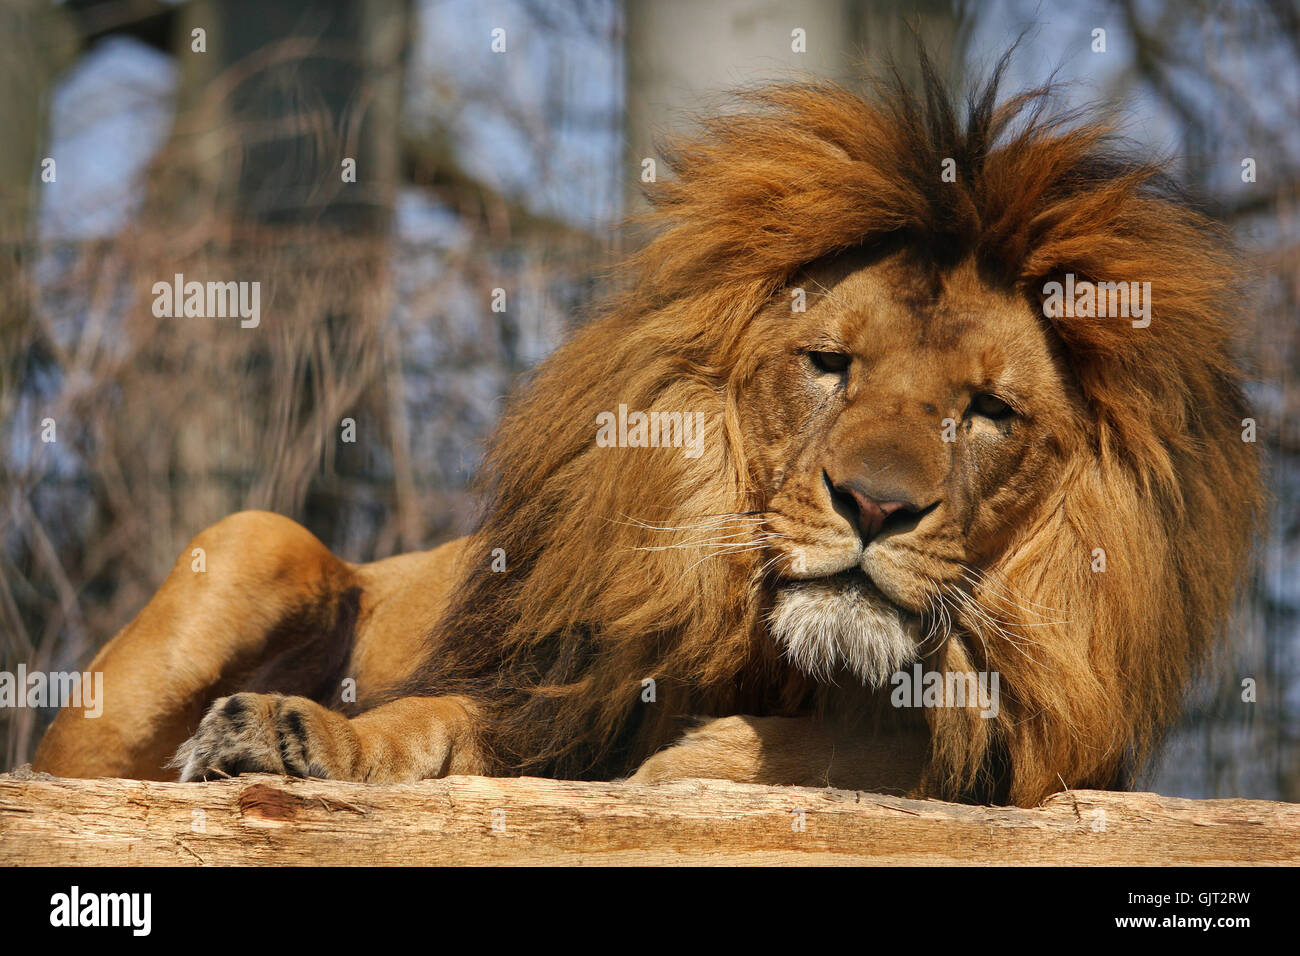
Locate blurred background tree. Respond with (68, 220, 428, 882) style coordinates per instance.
(1, 0, 1296, 801)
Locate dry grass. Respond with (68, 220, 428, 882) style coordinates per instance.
(0, 215, 608, 768)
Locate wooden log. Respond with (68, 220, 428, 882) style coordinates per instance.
(1, 770, 1297, 866)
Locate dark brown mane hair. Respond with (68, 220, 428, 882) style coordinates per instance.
(376, 50, 1262, 803)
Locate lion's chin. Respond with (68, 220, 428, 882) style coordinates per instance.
(768, 569, 922, 686)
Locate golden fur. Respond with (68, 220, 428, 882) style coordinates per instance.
(35, 54, 1261, 806)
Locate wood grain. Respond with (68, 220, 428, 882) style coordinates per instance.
(2, 771, 1297, 865)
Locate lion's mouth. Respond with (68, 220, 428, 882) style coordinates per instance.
(798, 564, 917, 614)
(819, 566, 880, 593)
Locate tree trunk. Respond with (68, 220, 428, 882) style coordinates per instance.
(623, 0, 973, 216)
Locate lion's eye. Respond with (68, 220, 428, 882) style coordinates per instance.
(969, 393, 1014, 420)
(807, 351, 851, 375)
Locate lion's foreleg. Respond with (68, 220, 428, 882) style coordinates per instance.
(173, 693, 486, 783)
(32, 510, 352, 780)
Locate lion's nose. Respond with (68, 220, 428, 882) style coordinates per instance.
(827, 475, 925, 542)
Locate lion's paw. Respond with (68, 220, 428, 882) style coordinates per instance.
(172, 692, 350, 782)
(626, 715, 762, 784)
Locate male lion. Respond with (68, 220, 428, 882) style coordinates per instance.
(35, 58, 1261, 806)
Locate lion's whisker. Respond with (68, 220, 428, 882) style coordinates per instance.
(941, 583, 993, 665)
(960, 567, 1065, 616)
(628, 528, 769, 549)
(681, 543, 773, 574)
(613, 516, 767, 534)
(945, 583, 1051, 669)
(627, 532, 783, 554)
(960, 579, 1071, 628)
(918, 590, 951, 654)
(951, 584, 1057, 641)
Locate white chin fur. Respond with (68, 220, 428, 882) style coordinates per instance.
(768, 574, 921, 686)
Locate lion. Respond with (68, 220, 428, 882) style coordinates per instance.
(33, 55, 1262, 807)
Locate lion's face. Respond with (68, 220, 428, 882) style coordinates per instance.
(739, 247, 1081, 683)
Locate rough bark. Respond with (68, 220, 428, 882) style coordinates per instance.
(2, 771, 1296, 866)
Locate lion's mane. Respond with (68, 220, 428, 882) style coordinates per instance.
(387, 54, 1262, 805)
